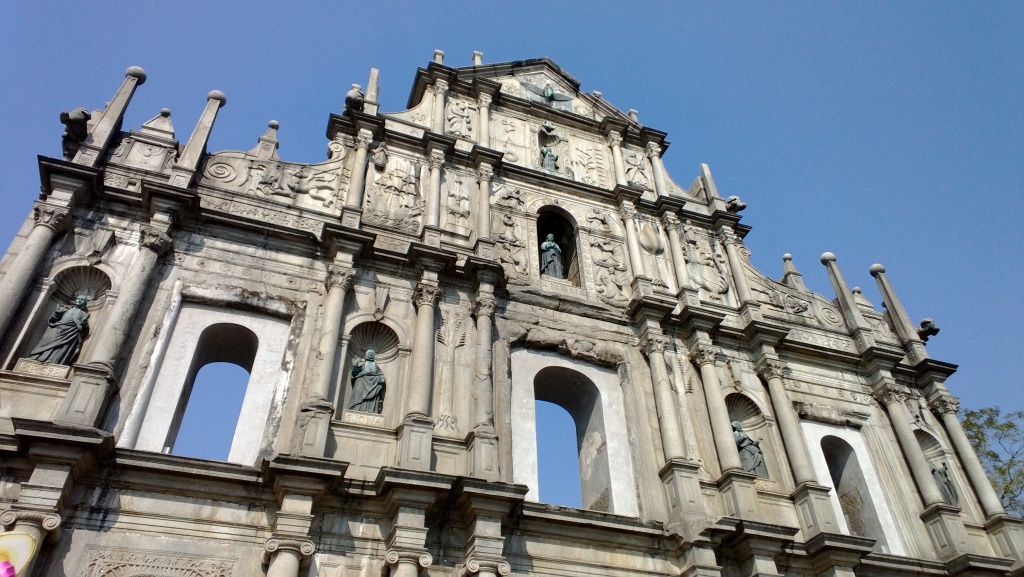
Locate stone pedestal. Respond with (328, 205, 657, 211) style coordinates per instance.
(921, 503, 972, 560)
(718, 470, 761, 521)
(660, 458, 706, 517)
(341, 206, 362, 229)
(397, 415, 434, 471)
(986, 514, 1024, 567)
(51, 364, 114, 427)
(467, 429, 499, 481)
(792, 482, 842, 537)
(804, 532, 875, 577)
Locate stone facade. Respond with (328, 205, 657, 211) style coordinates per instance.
(0, 53, 1022, 577)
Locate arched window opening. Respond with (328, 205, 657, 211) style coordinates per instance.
(821, 435, 890, 552)
(165, 323, 259, 459)
(172, 363, 250, 460)
(535, 400, 582, 508)
(537, 209, 579, 286)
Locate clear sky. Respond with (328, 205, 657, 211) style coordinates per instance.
(3, 2, 1022, 508)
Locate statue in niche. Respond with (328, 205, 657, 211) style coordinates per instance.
(445, 101, 474, 137)
(540, 234, 566, 279)
(27, 295, 90, 366)
(540, 148, 559, 171)
(349, 349, 386, 414)
(931, 462, 959, 507)
(733, 421, 768, 477)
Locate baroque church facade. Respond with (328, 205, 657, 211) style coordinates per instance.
(0, 52, 1022, 577)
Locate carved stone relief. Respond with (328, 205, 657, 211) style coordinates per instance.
(79, 547, 235, 577)
(569, 142, 609, 187)
(435, 305, 469, 433)
(623, 148, 650, 188)
(495, 214, 529, 286)
(445, 98, 476, 140)
(442, 170, 472, 236)
(363, 155, 424, 235)
(681, 221, 730, 303)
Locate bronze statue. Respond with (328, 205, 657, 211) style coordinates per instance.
(27, 295, 90, 366)
(540, 234, 566, 279)
(733, 421, 768, 477)
(349, 349, 386, 414)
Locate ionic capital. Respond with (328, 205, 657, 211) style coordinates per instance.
(605, 132, 623, 148)
(756, 358, 788, 380)
(138, 225, 172, 254)
(385, 549, 433, 569)
(33, 203, 70, 232)
(460, 558, 511, 577)
(474, 294, 497, 319)
(690, 343, 721, 366)
(413, 283, 441, 308)
(326, 266, 356, 290)
(0, 510, 62, 532)
(929, 395, 960, 416)
(644, 141, 662, 158)
(263, 536, 315, 559)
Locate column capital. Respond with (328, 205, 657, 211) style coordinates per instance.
(662, 212, 680, 228)
(413, 283, 441, 308)
(0, 509, 62, 532)
(717, 227, 741, 246)
(138, 225, 172, 254)
(644, 141, 662, 158)
(641, 334, 669, 356)
(263, 536, 315, 559)
(606, 132, 623, 148)
(460, 558, 511, 577)
(873, 382, 914, 405)
(477, 93, 493, 107)
(756, 358, 788, 380)
(690, 343, 721, 366)
(428, 150, 446, 170)
(354, 131, 374, 150)
(474, 294, 497, 319)
(326, 266, 356, 290)
(929, 395, 960, 416)
(433, 78, 450, 93)
(385, 548, 433, 568)
(32, 203, 70, 232)
(476, 164, 493, 183)
(619, 203, 637, 220)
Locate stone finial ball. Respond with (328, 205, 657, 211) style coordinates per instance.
(869, 263, 886, 276)
(820, 252, 836, 264)
(160, 108, 171, 117)
(125, 66, 147, 84)
(269, 120, 280, 129)
(783, 253, 793, 261)
(207, 90, 227, 106)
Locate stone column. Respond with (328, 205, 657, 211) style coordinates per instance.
(468, 285, 499, 480)
(931, 395, 1006, 517)
(426, 149, 445, 228)
(646, 142, 669, 197)
(475, 164, 493, 240)
(53, 223, 171, 426)
(642, 334, 685, 460)
(619, 202, 646, 278)
(0, 203, 69, 340)
(344, 129, 374, 210)
(756, 359, 815, 485)
(0, 511, 61, 577)
(398, 280, 441, 470)
(691, 341, 743, 472)
(477, 93, 492, 148)
(662, 213, 690, 291)
(297, 265, 355, 457)
(432, 79, 449, 134)
(606, 132, 626, 186)
(719, 228, 753, 305)
(263, 538, 314, 577)
(875, 384, 945, 507)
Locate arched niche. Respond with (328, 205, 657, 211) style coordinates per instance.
(726, 393, 774, 479)
(802, 421, 906, 555)
(916, 429, 963, 510)
(132, 303, 291, 465)
(339, 321, 401, 416)
(536, 206, 580, 286)
(510, 348, 639, 516)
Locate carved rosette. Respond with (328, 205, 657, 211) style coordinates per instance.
(605, 132, 623, 148)
(263, 537, 315, 559)
(138, 226, 172, 255)
(756, 359, 788, 381)
(326, 266, 356, 291)
(413, 284, 441, 309)
(690, 343, 721, 366)
(930, 395, 960, 416)
(460, 558, 511, 577)
(384, 549, 432, 569)
(0, 510, 62, 531)
(474, 294, 497, 319)
(641, 335, 668, 357)
(644, 142, 662, 159)
(33, 204, 70, 232)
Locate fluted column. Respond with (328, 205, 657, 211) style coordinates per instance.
(643, 334, 685, 460)
(432, 79, 449, 134)
(0, 203, 69, 339)
(875, 384, 945, 507)
(646, 142, 669, 197)
(619, 202, 646, 278)
(870, 264, 929, 363)
(426, 149, 445, 228)
(475, 164, 493, 239)
(344, 130, 374, 210)
(757, 359, 816, 484)
(477, 93, 492, 147)
(662, 213, 690, 291)
(607, 132, 626, 186)
(719, 228, 753, 304)
(85, 225, 171, 369)
(692, 342, 743, 472)
(931, 395, 1006, 517)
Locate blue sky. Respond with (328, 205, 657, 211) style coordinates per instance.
(3, 3, 1022, 507)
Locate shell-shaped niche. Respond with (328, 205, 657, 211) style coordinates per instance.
(638, 221, 664, 254)
(726, 392, 766, 428)
(52, 266, 112, 310)
(347, 322, 400, 362)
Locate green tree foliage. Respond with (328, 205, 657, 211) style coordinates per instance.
(960, 407, 1024, 516)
